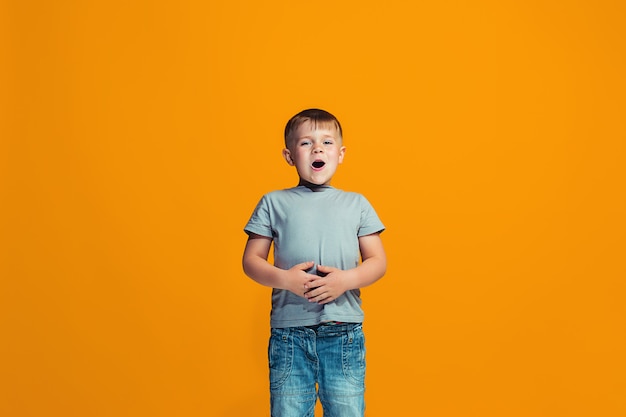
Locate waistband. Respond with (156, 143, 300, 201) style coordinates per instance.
(302, 322, 361, 336)
(305, 320, 343, 329)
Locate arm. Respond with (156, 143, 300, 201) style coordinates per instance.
(242, 233, 317, 298)
(304, 232, 387, 304)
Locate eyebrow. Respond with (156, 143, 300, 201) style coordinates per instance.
(298, 134, 336, 139)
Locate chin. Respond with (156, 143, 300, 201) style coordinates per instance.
(300, 178, 328, 187)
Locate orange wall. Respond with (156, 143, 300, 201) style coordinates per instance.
(2, 1, 625, 416)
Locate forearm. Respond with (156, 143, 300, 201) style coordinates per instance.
(344, 255, 387, 290)
(346, 232, 387, 289)
(243, 255, 287, 289)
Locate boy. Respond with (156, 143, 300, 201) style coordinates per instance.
(242, 108, 387, 417)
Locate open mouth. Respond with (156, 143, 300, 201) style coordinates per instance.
(312, 160, 325, 169)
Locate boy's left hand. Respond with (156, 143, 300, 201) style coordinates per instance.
(304, 265, 351, 305)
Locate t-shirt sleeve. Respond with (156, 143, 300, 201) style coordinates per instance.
(358, 195, 385, 236)
(244, 195, 274, 238)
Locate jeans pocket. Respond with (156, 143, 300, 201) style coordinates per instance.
(342, 325, 366, 387)
(268, 328, 293, 390)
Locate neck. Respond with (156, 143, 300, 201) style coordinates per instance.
(298, 179, 330, 190)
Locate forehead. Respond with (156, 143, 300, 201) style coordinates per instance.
(294, 120, 340, 137)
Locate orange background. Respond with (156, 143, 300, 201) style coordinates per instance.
(2, 1, 625, 416)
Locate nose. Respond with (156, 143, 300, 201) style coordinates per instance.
(313, 143, 324, 153)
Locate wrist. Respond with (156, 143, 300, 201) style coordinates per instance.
(276, 268, 290, 291)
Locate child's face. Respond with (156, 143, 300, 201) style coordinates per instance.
(283, 121, 346, 186)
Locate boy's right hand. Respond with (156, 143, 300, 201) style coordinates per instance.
(285, 261, 317, 298)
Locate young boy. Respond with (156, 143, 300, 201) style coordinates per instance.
(242, 108, 387, 417)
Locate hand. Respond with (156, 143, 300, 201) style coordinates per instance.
(303, 265, 351, 305)
(284, 261, 317, 298)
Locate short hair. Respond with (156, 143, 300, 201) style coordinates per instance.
(284, 108, 343, 149)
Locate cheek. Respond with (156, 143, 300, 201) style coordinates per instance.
(295, 157, 309, 169)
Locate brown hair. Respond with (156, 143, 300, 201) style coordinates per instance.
(284, 108, 343, 149)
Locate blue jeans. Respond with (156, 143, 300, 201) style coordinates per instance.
(268, 322, 366, 417)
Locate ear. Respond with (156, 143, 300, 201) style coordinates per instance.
(338, 146, 346, 164)
(282, 148, 294, 166)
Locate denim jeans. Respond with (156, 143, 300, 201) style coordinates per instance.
(268, 322, 366, 417)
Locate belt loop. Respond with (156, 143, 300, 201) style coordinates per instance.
(347, 324, 354, 344)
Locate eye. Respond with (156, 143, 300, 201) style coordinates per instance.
(299, 140, 311, 146)
(324, 140, 334, 145)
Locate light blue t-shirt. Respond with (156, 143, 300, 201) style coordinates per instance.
(244, 185, 385, 328)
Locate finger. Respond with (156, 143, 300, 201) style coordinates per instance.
(294, 261, 315, 271)
(303, 286, 316, 298)
(315, 293, 332, 304)
(306, 286, 321, 296)
(304, 277, 323, 290)
(316, 264, 336, 273)
(308, 293, 322, 302)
